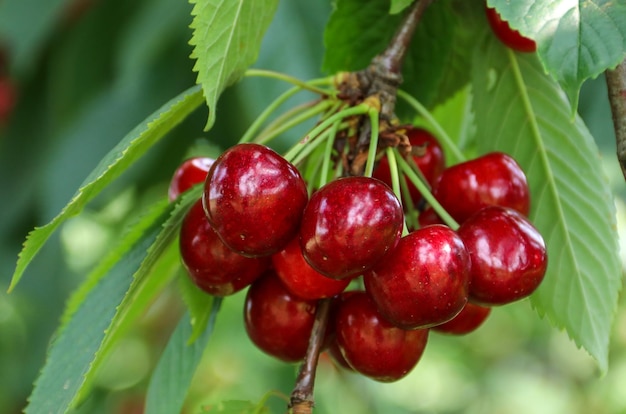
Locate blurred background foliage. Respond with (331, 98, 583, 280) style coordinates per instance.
(0, 1, 624, 413)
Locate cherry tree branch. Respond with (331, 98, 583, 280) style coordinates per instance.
(605, 57, 626, 181)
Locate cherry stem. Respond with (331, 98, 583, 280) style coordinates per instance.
(244, 69, 335, 96)
(605, 57, 626, 181)
(289, 298, 332, 414)
(363, 108, 380, 177)
(386, 148, 410, 236)
(255, 100, 334, 145)
(319, 120, 341, 188)
(396, 154, 459, 230)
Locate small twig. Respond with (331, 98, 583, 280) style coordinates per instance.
(606, 57, 626, 181)
(288, 298, 332, 414)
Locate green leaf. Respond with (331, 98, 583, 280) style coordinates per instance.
(178, 266, 216, 345)
(487, 0, 626, 109)
(471, 32, 622, 373)
(323, 0, 474, 109)
(201, 400, 270, 414)
(24, 200, 175, 414)
(8, 85, 204, 292)
(389, 0, 414, 14)
(145, 299, 222, 414)
(189, 0, 279, 130)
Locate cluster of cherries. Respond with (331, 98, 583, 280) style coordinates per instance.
(169, 123, 547, 383)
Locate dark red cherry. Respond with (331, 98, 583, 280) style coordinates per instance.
(485, 5, 537, 53)
(168, 157, 214, 201)
(432, 302, 491, 335)
(373, 127, 445, 205)
(203, 143, 308, 257)
(179, 199, 269, 296)
(458, 206, 547, 306)
(334, 291, 429, 382)
(244, 271, 318, 363)
(272, 237, 350, 300)
(417, 206, 444, 228)
(433, 152, 530, 224)
(364, 225, 470, 329)
(299, 176, 404, 280)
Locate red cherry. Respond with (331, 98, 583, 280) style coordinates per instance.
(299, 176, 404, 280)
(168, 157, 214, 201)
(433, 152, 530, 224)
(203, 143, 308, 257)
(373, 127, 445, 205)
(272, 237, 350, 300)
(244, 272, 318, 363)
(485, 5, 537, 53)
(179, 199, 269, 296)
(432, 302, 491, 335)
(0, 77, 16, 125)
(364, 225, 470, 329)
(417, 206, 444, 228)
(334, 291, 429, 382)
(458, 206, 547, 306)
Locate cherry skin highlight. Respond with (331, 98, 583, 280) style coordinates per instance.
(179, 199, 270, 296)
(432, 302, 491, 335)
(433, 152, 530, 224)
(203, 143, 308, 257)
(272, 237, 350, 300)
(485, 5, 537, 53)
(168, 157, 214, 201)
(334, 291, 429, 382)
(373, 126, 445, 205)
(458, 206, 547, 306)
(364, 225, 471, 329)
(299, 176, 404, 280)
(244, 271, 318, 363)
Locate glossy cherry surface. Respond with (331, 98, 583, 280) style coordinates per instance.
(334, 291, 429, 382)
(485, 5, 537, 53)
(203, 143, 308, 257)
(433, 152, 530, 224)
(364, 224, 470, 329)
(168, 157, 214, 201)
(299, 176, 403, 279)
(373, 127, 445, 205)
(432, 302, 491, 335)
(244, 271, 318, 363)
(458, 206, 547, 305)
(272, 237, 350, 300)
(179, 199, 269, 296)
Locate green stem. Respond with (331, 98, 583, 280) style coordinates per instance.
(386, 148, 409, 236)
(245, 69, 335, 96)
(396, 155, 459, 230)
(319, 120, 340, 188)
(397, 89, 466, 163)
(363, 109, 380, 178)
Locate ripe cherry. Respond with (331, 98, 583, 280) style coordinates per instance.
(179, 199, 269, 296)
(334, 291, 429, 382)
(417, 206, 444, 228)
(373, 127, 445, 205)
(272, 237, 350, 300)
(168, 157, 214, 201)
(203, 143, 308, 257)
(433, 152, 530, 224)
(244, 271, 318, 363)
(299, 176, 404, 280)
(485, 5, 537, 53)
(364, 225, 470, 329)
(432, 302, 491, 335)
(458, 206, 547, 306)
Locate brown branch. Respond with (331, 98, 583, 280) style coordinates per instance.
(288, 298, 332, 414)
(605, 57, 626, 181)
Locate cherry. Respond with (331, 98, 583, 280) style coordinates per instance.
(244, 271, 318, 363)
(168, 157, 214, 201)
(272, 237, 350, 300)
(457, 206, 547, 306)
(364, 224, 470, 329)
(485, 5, 537, 53)
(203, 143, 308, 257)
(417, 206, 444, 228)
(179, 199, 269, 296)
(333, 291, 429, 382)
(373, 127, 445, 205)
(0, 77, 16, 125)
(432, 302, 491, 335)
(299, 176, 403, 280)
(432, 152, 530, 224)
